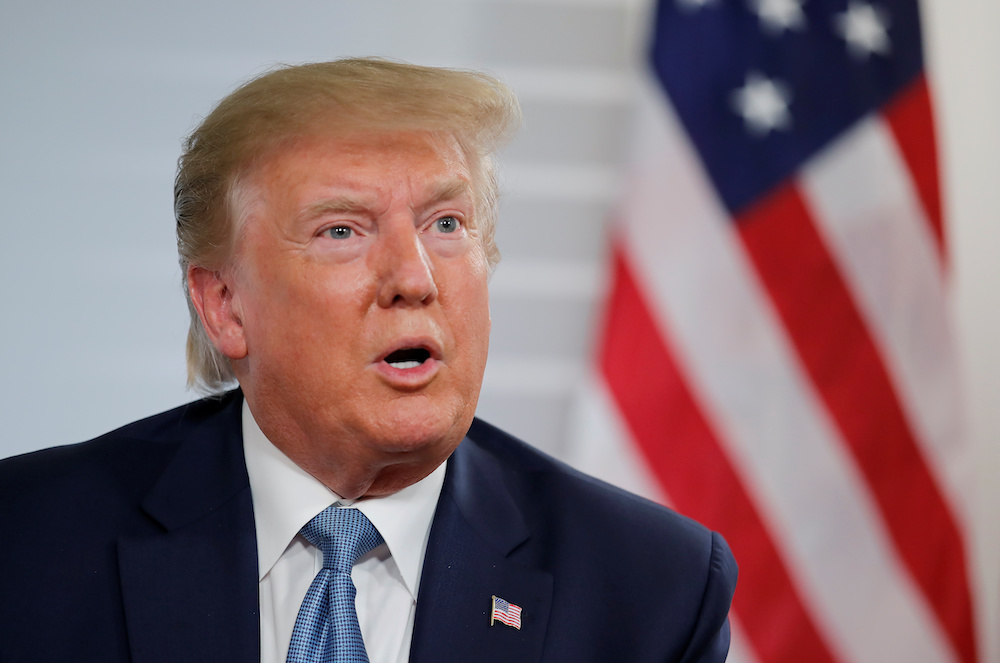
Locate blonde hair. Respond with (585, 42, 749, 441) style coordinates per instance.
(175, 58, 521, 393)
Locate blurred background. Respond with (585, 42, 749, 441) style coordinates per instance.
(0, 0, 996, 661)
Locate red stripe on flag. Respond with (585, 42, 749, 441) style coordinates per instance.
(883, 76, 946, 264)
(737, 183, 977, 663)
(599, 243, 839, 663)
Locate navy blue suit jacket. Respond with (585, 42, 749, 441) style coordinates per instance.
(0, 391, 736, 662)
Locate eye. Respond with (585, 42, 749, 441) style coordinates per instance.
(434, 216, 460, 234)
(326, 225, 353, 240)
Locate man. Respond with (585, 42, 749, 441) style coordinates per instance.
(0, 59, 736, 662)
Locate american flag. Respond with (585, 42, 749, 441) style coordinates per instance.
(568, 0, 981, 661)
(491, 595, 523, 630)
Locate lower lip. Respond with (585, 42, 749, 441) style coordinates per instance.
(373, 357, 439, 388)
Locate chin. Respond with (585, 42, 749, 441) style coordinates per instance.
(375, 421, 461, 456)
(368, 401, 472, 457)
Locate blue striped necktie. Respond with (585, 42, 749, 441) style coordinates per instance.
(286, 506, 384, 663)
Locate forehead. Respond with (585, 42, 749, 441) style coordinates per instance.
(251, 129, 472, 201)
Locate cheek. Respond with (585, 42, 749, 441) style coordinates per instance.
(240, 263, 364, 351)
(456, 276, 491, 356)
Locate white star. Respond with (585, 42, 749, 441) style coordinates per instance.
(749, 0, 807, 35)
(676, 0, 718, 12)
(730, 72, 793, 136)
(833, 2, 891, 59)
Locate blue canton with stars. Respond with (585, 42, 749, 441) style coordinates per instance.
(652, 0, 926, 216)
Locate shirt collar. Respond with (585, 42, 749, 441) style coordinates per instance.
(241, 399, 446, 600)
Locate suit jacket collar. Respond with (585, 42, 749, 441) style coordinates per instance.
(113, 395, 553, 663)
(410, 419, 553, 663)
(117, 391, 260, 663)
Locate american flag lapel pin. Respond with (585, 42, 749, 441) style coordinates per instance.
(490, 595, 522, 630)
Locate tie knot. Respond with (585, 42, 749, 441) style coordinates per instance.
(300, 506, 384, 572)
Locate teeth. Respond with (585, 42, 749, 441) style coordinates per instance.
(388, 360, 422, 370)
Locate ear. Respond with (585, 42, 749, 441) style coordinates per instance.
(187, 265, 248, 360)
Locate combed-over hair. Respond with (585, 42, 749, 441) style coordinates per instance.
(175, 57, 522, 393)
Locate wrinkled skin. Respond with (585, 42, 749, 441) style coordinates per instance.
(188, 130, 491, 499)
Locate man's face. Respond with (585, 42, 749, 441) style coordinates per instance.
(224, 129, 490, 494)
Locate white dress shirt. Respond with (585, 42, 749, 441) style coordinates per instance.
(242, 401, 446, 663)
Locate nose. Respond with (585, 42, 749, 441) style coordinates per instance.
(374, 222, 438, 308)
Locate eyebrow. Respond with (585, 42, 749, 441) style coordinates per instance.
(425, 178, 471, 207)
(300, 195, 372, 221)
(300, 178, 472, 222)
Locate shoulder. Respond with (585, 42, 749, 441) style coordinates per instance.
(0, 391, 241, 515)
(461, 419, 736, 660)
(0, 391, 249, 661)
(0, 390, 245, 587)
(465, 418, 719, 549)
(463, 417, 736, 586)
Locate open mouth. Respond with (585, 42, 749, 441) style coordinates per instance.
(383, 347, 432, 370)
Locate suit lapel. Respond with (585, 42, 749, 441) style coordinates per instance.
(117, 393, 259, 663)
(410, 424, 553, 663)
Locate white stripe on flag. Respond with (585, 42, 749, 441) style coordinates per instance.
(567, 376, 669, 506)
(727, 616, 763, 663)
(800, 117, 974, 528)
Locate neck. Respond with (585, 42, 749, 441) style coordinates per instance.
(284, 447, 444, 500)
(241, 394, 455, 500)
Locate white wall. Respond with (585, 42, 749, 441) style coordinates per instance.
(0, 0, 636, 457)
(922, 1, 1000, 658)
(0, 0, 996, 658)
